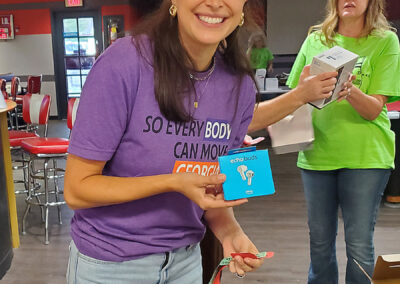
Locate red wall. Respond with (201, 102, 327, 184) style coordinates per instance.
(101, 5, 139, 32)
(0, 1, 139, 35)
(0, 0, 62, 3)
(0, 9, 51, 35)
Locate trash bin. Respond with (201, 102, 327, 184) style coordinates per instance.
(385, 102, 400, 207)
(0, 142, 13, 280)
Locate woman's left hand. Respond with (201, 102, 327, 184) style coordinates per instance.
(337, 74, 357, 102)
(222, 230, 264, 277)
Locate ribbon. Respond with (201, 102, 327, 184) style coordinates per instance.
(208, 251, 274, 284)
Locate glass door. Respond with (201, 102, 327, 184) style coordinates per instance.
(63, 17, 97, 98)
(53, 11, 102, 118)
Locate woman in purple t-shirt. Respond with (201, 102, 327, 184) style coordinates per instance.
(64, 1, 337, 283)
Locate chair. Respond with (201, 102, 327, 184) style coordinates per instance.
(10, 77, 24, 129)
(67, 98, 80, 131)
(10, 77, 21, 101)
(21, 98, 79, 244)
(27, 75, 42, 94)
(9, 94, 51, 194)
(9, 93, 51, 139)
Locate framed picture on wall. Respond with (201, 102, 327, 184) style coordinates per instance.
(0, 15, 14, 39)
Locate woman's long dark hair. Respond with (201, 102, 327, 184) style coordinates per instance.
(132, 0, 257, 122)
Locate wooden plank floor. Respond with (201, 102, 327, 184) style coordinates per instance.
(2, 125, 400, 283)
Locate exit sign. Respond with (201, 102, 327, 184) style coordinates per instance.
(65, 0, 83, 7)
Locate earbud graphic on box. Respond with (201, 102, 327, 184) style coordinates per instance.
(246, 170, 254, 186)
(237, 165, 248, 180)
(236, 165, 255, 185)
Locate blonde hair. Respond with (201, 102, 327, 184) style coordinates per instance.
(309, 0, 395, 46)
(248, 31, 267, 48)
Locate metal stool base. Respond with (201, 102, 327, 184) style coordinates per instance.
(22, 154, 66, 245)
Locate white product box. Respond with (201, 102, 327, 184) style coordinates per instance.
(309, 46, 358, 109)
(265, 78, 280, 91)
(255, 69, 266, 90)
(218, 147, 275, 201)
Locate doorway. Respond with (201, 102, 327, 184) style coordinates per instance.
(52, 11, 102, 118)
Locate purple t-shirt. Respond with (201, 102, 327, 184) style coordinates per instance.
(68, 36, 256, 261)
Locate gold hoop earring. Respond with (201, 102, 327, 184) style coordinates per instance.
(239, 12, 245, 27)
(169, 4, 177, 17)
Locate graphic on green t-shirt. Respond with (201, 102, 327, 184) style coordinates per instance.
(286, 31, 400, 170)
(352, 56, 367, 89)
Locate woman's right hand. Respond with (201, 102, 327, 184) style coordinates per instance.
(295, 65, 338, 104)
(174, 173, 248, 210)
(65, 155, 247, 210)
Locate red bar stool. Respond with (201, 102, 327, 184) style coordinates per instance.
(21, 98, 79, 244)
(67, 98, 80, 131)
(27, 75, 42, 94)
(9, 93, 51, 194)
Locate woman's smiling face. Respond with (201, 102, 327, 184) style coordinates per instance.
(172, 0, 247, 50)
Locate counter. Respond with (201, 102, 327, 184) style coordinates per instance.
(0, 100, 19, 279)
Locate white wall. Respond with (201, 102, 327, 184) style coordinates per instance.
(267, 0, 326, 54)
(0, 34, 58, 116)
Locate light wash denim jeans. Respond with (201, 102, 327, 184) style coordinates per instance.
(301, 168, 391, 284)
(66, 240, 202, 284)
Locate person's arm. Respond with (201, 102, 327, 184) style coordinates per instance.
(64, 154, 248, 210)
(336, 33, 399, 120)
(248, 66, 338, 132)
(204, 208, 263, 276)
(266, 49, 274, 73)
(338, 81, 387, 120)
(267, 60, 273, 73)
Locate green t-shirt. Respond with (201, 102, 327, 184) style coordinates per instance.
(250, 47, 274, 69)
(287, 31, 400, 170)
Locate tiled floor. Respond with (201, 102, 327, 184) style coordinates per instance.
(3, 120, 71, 284)
(2, 123, 400, 283)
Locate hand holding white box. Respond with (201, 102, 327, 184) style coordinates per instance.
(309, 46, 358, 109)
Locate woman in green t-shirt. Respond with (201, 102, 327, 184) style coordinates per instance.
(246, 31, 274, 74)
(286, 0, 400, 283)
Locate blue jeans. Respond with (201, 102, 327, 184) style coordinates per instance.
(301, 168, 391, 284)
(67, 240, 202, 284)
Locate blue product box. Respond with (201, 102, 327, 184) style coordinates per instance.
(218, 147, 275, 201)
